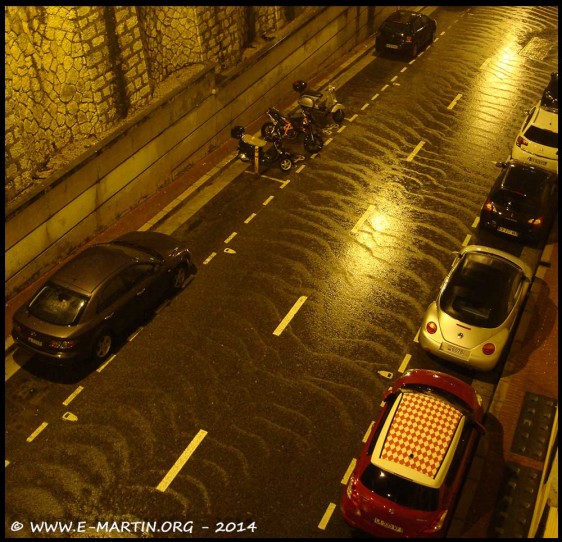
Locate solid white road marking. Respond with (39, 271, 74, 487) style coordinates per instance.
(273, 296, 308, 336)
(156, 429, 208, 492)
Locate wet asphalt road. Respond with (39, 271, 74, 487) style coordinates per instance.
(5, 6, 558, 538)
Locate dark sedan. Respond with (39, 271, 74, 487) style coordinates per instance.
(375, 10, 437, 59)
(479, 160, 558, 244)
(541, 71, 558, 111)
(12, 231, 194, 364)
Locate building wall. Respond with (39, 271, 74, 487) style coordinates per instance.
(5, 6, 394, 298)
(5, 5, 299, 204)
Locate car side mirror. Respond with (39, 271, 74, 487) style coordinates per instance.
(495, 161, 507, 168)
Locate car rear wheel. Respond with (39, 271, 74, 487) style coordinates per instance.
(171, 264, 189, 291)
(93, 331, 112, 361)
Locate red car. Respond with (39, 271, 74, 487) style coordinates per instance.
(341, 369, 485, 537)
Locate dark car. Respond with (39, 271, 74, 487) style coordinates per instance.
(375, 10, 437, 59)
(341, 369, 485, 538)
(541, 72, 558, 111)
(12, 231, 194, 364)
(479, 160, 558, 243)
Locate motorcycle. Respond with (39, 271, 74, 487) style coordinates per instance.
(231, 125, 296, 172)
(260, 107, 324, 154)
(293, 80, 345, 124)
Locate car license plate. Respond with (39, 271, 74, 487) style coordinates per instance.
(441, 342, 470, 360)
(28, 337, 43, 346)
(374, 517, 403, 533)
(528, 157, 547, 166)
(498, 226, 518, 237)
(386, 44, 399, 49)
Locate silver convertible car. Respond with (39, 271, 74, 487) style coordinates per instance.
(419, 245, 533, 371)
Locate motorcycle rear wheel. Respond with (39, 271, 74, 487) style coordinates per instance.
(261, 122, 277, 142)
(304, 134, 324, 154)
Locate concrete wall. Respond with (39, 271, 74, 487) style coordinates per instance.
(5, 6, 397, 299)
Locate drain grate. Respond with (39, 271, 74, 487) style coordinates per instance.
(487, 462, 541, 538)
(510, 392, 557, 461)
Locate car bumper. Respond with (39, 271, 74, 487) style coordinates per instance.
(479, 215, 543, 242)
(418, 328, 500, 371)
(12, 333, 85, 364)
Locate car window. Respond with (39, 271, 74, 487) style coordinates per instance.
(27, 282, 89, 326)
(97, 275, 130, 313)
(444, 422, 472, 487)
(440, 253, 522, 328)
(523, 125, 558, 148)
(360, 463, 440, 511)
(382, 21, 411, 34)
(412, 17, 422, 31)
(121, 263, 155, 287)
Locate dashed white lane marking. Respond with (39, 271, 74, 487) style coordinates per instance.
(318, 503, 336, 530)
(63, 386, 84, 406)
(472, 216, 479, 228)
(296, 164, 306, 173)
(381, 84, 389, 92)
(400, 67, 408, 73)
(413, 328, 420, 343)
(244, 213, 256, 224)
(337, 125, 347, 133)
(398, 353, 411, 373)
(462, 234, 471, 247)
(391, 75, 398, 82)
(27, 422, 48, 442)
(371, 93, 380, 101)
(156, 429, 208, 492)
(406, 141, 425, 162)
(263, 196, 274, 206)
(96, 354, 116, 373)
(349, 113, 358, 122)
(341, 458, 356, 484)
(273, 296, 308, 336)
(203, 252, 217, 265)
(363, 422, 373, 442)
(447, 93, 463, 110)
(361, 103, 370, 111)
(224, 232, 237, 244)
(480, 57, 491, 70)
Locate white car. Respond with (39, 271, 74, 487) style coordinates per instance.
(419, 245, 533, 371)
(511, 101, 558, 173)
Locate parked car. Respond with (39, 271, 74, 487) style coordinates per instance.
(341, 369, 485, 538)
(479, 160, 558, 244)
(541, 71, 558, 111)
(11, 231, 194, 364)
(419, 245, 532, 371)
(375, 10, 437, 59)
(511, 101, 558, 173)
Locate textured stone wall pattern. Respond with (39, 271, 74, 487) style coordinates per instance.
(5, 5, 297, 205)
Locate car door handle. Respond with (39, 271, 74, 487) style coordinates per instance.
(136, 288, 146, 296)
(104, 312, 114, 320)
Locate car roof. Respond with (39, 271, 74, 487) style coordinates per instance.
(459, 245, 533, 280)
(371, 390, 465, 488)
(385, 10, 418, 24)
(50, 244, 136, 295)
(531, 104, 558, 133)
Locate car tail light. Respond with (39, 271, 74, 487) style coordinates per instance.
(406, 36, 413, 43)
(48, 339, 78, 350)
(483, 199, 497, 212)
(421, 510, 448, 534)
(482, 343, 495, 355)
(516, 135, 528, 147)
(528, 217, 543, 226)
(426, 321, 438, 334)
(346, 474, 360, 504)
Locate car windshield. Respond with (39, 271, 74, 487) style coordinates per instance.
(492, 187, 544, 212)
(28, 282, 89, 326)
(360, 463, 439, 512)
(439, 253, 522, 328)
(381, 21, 411, 34)
(524, 125, 558, 148)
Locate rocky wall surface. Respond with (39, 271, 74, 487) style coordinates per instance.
(5, 6, 298, 207)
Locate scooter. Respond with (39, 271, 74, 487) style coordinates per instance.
(293, 80, 345, 124)
(260, 107, 324, 154)
(231, 125, 296, 172)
